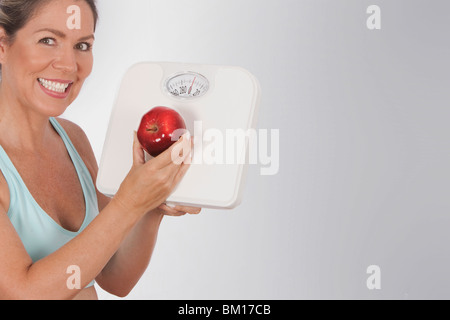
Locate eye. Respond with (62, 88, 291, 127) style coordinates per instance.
(39, 37, 56, 46)
(75, 42, 92, 52)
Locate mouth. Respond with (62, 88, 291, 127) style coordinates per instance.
(37, 78, 73, 96)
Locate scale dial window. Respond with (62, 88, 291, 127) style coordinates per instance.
(165, 72, 209, 99)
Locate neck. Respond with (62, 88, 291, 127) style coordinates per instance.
(0, 84, 55, 153)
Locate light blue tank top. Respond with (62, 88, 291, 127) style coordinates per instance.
(0, 118, 98, 288)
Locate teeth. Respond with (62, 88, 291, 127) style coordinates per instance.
(38, 78, 71, 93)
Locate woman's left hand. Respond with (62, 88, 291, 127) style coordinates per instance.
(153, 203, 202, 217)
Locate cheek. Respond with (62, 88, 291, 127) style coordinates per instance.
(69, 54, 93, 100)
(77, 54, 94, 79)
(2, 47, 48, 95)
(12, 44, 53, 75)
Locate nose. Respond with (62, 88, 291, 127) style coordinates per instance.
(52, 46, 77, 74)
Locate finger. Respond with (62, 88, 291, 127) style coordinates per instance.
(169, 133, 192, 165)
(173, 206, 202, 215)
(171, 160, 191, 187)
(155, 150, 189, 183)
(133, 131, 146, 166)
(151, 133, 191, 169)
(158, 204, 187, 216)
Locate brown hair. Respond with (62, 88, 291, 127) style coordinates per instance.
(0, 0, 98, 42)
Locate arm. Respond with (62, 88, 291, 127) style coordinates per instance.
(57, 120, 201, 297)
(0, 194, 141, 300)
(95, 207, 163, 297)
(95, 203, 200, 297)
(0, 122, 193, 300)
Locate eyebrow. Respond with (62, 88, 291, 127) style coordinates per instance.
(35, 28, 95, 41)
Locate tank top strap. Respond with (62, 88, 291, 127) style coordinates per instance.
(0, 145, 20, 216)
(0, 145, 18, 185)
(49, 118, 97, 196)
(49, 117, 85, 170)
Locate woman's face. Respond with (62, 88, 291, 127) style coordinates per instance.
(0, 0, 95, 117)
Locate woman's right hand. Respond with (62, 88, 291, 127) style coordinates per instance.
(111, 132, 192, 218)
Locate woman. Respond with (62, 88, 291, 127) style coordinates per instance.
(0, 0, 200, 300)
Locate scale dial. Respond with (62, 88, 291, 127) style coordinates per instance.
(165, 72, 209, 99)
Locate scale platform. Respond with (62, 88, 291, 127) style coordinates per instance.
(97, 62, 261, 209)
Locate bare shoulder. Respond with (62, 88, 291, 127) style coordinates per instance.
(54, 118, 112, 209)
(54, 118, 99, 177)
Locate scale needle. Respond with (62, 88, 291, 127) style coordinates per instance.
(188, 77, 196, 95)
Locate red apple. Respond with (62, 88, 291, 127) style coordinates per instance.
(137, 106, 187, 157)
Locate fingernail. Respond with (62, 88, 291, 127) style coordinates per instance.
(181, 133, 190, 142)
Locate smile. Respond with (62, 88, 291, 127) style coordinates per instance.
(37, 78, 73, 93)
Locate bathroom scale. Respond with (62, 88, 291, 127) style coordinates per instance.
(97, 62, 261, 209)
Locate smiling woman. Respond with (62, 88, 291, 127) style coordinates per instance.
(0, 0, 96, 117)
(0, 0, 200, 300)
(0, 0, 97, 71)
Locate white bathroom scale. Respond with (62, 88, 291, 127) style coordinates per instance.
(97, 62, 261, 209)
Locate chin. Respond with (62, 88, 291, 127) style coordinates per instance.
(32, 83, 80, 117)
(36, 102, 71, 118)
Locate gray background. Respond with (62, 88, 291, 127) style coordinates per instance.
(62, 0, 450, 299)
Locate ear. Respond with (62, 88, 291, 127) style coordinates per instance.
(0, 27, 9, 65)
